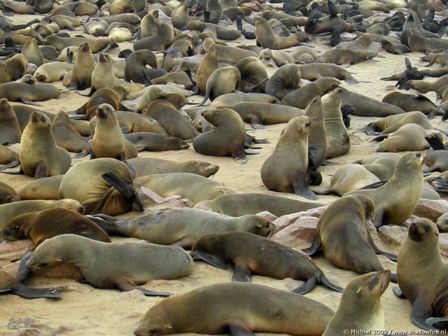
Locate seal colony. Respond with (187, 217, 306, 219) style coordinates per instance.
(1, 0, 448, 334)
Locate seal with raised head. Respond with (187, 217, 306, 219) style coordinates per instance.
(0, 54, 28, 83)
(197, 66, 241, 106)
(261, 116, 317, 200)
(395, 219, 448, 330)
(303, 194, 397, 274)
(58, 158, 143, 216)
(322, 270, 391, 335)
(135, 282, 334, 336)
(348, 152, 423, 227)
(89, 208, 274, 248)
(19, 234, 192, 297)
(255, 16, 301, 50)
(70, 42, 95, 90)
(191, 231, 342, 294)
(193, 108, 248, 163)
(197, 44, 219, 95)
(2, 208, 111, 247)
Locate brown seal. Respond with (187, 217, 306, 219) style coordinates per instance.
(375, 124, 430, 152)
(34, 61, 73, 83)
(2, 208, 111, 247)
(124, 132, 189, 152)
(408, 28, 448, 53)
(197, 44, 219, 95)
(135, 172, 232, 204)
(230, 102, 303, 127)
(281, 77, 340, 109)
(69, 42, 95, 90)
(128, 158, 219, 177)
(382, 92, 437, 115)
(298, 63, 358, 83)
(255, 16, 300, 50)
(236, 56, 268, 92)
(356, 153, 400, 182)
(0, 144, 18, 164)
(322, 270, 391, 335)
(265, 64, 301, 100)
(395, 218, 448, 331)
(124, 49, 162, 85)
(261, 116, 317, 200)
(17, 175, 63, 200)
(19, 111, 71, 178)
(89, 208, 274, 248)
(51, 111, 90, 153)
(303, 194, 398, 274)
(0, 98, 21, 145)
(0, 54, 27, 83)
(0, 78, 60, 103)
(349, 152, 423, 227)
(22, 38, 44, 67)
(19, 234, 192, 297)
(90, 111, 167, 135)
(0, 181, 19, 204)
(72, 86, 128, 119)
(135, 10, 174, 51)
(135, 282, 334, 336)
(197, 66, 241, 106)
(365, 111, 431, 135)
(193, 108, 248, 163)
(317, 48, 377, 65)
(58, 158, 143, 216)
(191, 231, 342, 294)
(195, 192, 323, 216)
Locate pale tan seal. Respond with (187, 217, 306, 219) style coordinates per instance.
(128, 158, 219, 177)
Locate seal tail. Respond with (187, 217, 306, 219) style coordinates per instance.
(12, 283, 65, 300)
(318, 274, 343, 293)
(85, 214, 123, 236)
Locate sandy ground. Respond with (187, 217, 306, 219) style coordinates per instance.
(1, 7, 448, 336)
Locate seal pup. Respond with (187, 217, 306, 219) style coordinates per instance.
(58, 158, 143, 216)
(303, 194, 397, 275)
(19, 234, 192, 297)
(191, 231, 343, 294)
(0, 269, 64, 300)
(193, 108, 248, 164)
(2, 208, 111, 247)
(18, 111, 71, 178)
(88, 209, 274, 248)
(348, 152, 423, 227)
(134, 282, 334, 336)
(395, 219, 448, 330)
(261, 116, 318, 200)
(322, 270, 391, 335)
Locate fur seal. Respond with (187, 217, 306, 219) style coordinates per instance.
(261, 116, 317, 200)
(424, 134, 448, 173)
(365, 111, 431, 135)
(191, 231, 342, 294)
(382, 92, 437, 116)
(128, 158, 219, 177)
(317, 48, 377, 65)
(375, 124, 430, 152)
(395, 219, 448, 330)
(0, 199, 83, 231)
(304, 194, 397, 274)
(0, 98, 21, 145)
(323, 88, 350, 158)
(315, 164, 380, 196)
(0, 54, 27, 83)
(0, 78, 60, 103)
(195, 192, 323, 216)
(408, 28, 448, 53)
(34, 62, 73, 83)
(230, 102, 303, 127)
(135, 172, 232, 204)
(73, 87, 128, 119)
(171, 0, 190, 29)
(58, 158, 143, 216)
(124, 50, 163, 85)
(349, 152, 423, 227)
(19, 111, 71, 178)
(91, 53, 116, 91)
(2, 208, 110, 246)
(322, 270, 391, 335)
(281, 77, 340, 109)
(236, 56, 268, 92)
(0, 269, 64, 300)
(22, 38, 44, 67)
(0, 144, 18, 164)
(17, 175, 62, 200)
(70, 42, 95, 90)
(89, 209, 274, 248)
(20, 234, 192, 297)
(356, 153, 400, 182)
(193, 108, 248, 163)
(255, 16, 300, 50)
(135, 282, 334, 336)
(90, 103, 137, 160)
(265, 64, 301, 100)
(124, 133, 189, 152)
(135, 10, 174, 51)
(51, 112, 89, 153)
(197, 44, 219, 95)
(198, 66, 241, 106)
(298, 63, 358, 83)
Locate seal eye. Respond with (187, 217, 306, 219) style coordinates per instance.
(423, 224, 431, 232)
(40, 263, 49, 267)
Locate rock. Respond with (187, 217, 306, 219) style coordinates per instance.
(413, 199, 448, 222)
(16, 329, 44, 336)
(378, 225, 407, 246)
(437, 212, 448, 232)
(255, 211, 278, 223)
(119, 289, 146, 301)
(274, 206, 327, 232)
(439, 233, 448, 258)
(271, 216, 318, 249)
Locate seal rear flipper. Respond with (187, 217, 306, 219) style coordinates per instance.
(370, 134, 388, 142)
(393, 286, 406, 299)
(0, 288, 12, 294)
(425, 133, 446, 150)
(293, 182, 318, 201)
(410, 296, 433, 331)
(136, 287, 172, 297)
(0, 160, 20, 172)
(85, 215, 123, 235)
(227, 323, 255, 336)
(302, 237, 321, 256)
(101, 172, 134, 199)
(189, 252, 228, 270)
(233, 149, 248, 165)
(313, 189, 335, 195)
(247, 115, 264, 129)
(115, 278, 172, 297)
(292, 277, 317, 295)
(231, 262, 251, 282)
(13, 283, 65, 300)
(74, 149, 90, 158)
(17, 251, 33, 282)
(318, 274, 343, 293)
(19, 98, 42, 106)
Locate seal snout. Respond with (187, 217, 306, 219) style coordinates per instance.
(409, 222, 422, 241)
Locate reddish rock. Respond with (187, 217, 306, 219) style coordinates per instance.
(413, 199, 448, 222)
(271, 216, 319, 249)
(255, 211, 278, 223)
(439, 233, 448, 258)
(378, 225, 407, 246)
(274, 206, 327, 232)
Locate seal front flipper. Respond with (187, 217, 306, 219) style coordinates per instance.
(189, 252, 228, 270)
(115, 278, 172, 297)
(373, 208, 385, 228)
(34, 162, 48, 179)
(13, 283, 65, 300)
(233, 149, 248, 165)
(232, 262, 251, 282)
(19, 98, 42, 107)
(410, 295, 433, 330)
(17, 251, 33, 282)
(293, 179, 318, 200)
(292, 277, 317, 295)
(425, 316, 448, 330)
(302, 236, 321, 256)
(368, 236, 398, 261)
(360, 181, 386, 190)
(74, 149, 90, 158)
(425, 133, 446, 150)
(393, 286, 406, 299)
(227, 323, 255, 336)
(102, 172, 135, 199)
